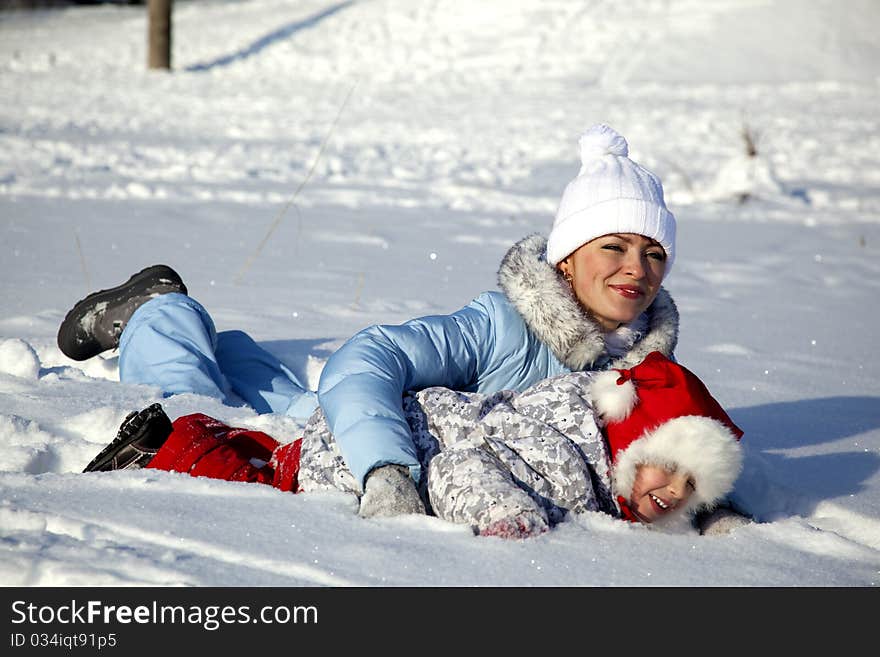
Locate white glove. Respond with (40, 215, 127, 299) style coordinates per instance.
(358, 464, 426, 518)
(697, 506, 752, 536)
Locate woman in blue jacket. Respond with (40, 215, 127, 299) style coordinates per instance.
(58, 124, 680, 518)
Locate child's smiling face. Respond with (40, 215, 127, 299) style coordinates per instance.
(629, 464, 695, 523)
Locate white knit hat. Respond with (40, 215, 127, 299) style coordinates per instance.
(546, 124, 676, 274)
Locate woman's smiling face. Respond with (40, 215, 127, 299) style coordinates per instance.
(557, 233, 666, 332)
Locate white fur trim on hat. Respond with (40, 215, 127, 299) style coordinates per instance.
(612, 415, 743, 515)
(589, 370, 637, 422)
(546, 124, 676, 273)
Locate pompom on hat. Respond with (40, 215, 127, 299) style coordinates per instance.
(589, 351, 744, 516)
(547, 124, 677, 275)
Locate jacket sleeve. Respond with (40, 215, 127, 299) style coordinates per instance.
(316, 294, 500, 488)
(427, 447, 548, 533)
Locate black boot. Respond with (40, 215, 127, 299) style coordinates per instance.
(57, 264, 187, 361)
(83, 403, 173, 472)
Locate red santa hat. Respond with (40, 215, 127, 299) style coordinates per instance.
(589, 351, 744, 515)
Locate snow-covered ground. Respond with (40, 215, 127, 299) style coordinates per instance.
(1, 0, 879, 586)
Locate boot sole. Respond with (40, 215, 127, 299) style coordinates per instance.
(83, 403, 173, 472)
(57, 264, 187, 361)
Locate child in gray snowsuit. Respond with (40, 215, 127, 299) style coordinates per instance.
(297, 372, 617, 538)
(88, 352, 744, 539)
(296, 351, 743, 537)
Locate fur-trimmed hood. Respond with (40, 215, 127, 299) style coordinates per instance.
(497, 234, 679, 371)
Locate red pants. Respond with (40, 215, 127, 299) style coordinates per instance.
(146, 413, 303, 492)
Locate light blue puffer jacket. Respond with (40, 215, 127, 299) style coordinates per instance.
(317, 235, 679, 487)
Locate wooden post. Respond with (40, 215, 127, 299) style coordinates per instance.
(148, 0, 172, 70)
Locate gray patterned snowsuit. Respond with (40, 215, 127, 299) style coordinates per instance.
(297, 371, 621, 533)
